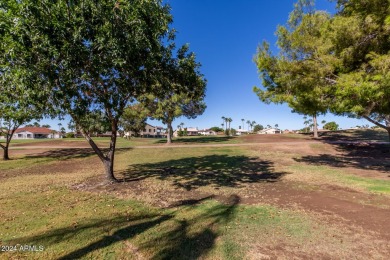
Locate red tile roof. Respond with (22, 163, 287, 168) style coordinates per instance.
(15, 127, 56, 134)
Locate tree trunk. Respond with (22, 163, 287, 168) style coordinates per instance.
(312, 114, 318, 138)
(2, 145, 9, 160)
(79, 121, 118, 183)
(103, 129, 118, 182)
(387, 128, 390, 142)
(1, 130, 15, 160)
(166, 122, 173, 144)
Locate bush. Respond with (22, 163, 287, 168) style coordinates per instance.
(225, 128, 237, 136)
(323, 122, 339, 131)
(177, 130, 184, 137)
(65, 132, 75, 138)
(210, 126, 224, 132)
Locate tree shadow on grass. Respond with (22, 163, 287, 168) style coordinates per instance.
(319, 129, 389, 142)
(118, 154, 288, 190)
(154, 136, 235, 144)
(10, 195, 239, 259)
(24, 148, 133, 160)
(294, 143, 390, 173)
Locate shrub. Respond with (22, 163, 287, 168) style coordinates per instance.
(65, 132, 75, 138)
(323, 122, 339, 131)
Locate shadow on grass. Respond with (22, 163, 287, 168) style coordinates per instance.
(319, 129, 389, 142)
(11, 195, 239, 259)
(24, 148, 133, 160)
(118, 154, 287, 190)
(154, 136, 235, 144)
(294, 143, 390, 173)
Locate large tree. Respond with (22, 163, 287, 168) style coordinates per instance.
(3, 0, 175, 182)
(328, 0, 390, 139)
(253, 1, 337, 138)
(0, 3, 47, 160)
(148, 45, 207, 144)
(0, 93, 43, 160)
(119, 103, 148, 137)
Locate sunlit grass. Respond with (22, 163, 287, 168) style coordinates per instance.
(287, 164, 390, 194)
(1, 141, 389, 258)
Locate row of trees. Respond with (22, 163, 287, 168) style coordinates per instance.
(254, 0, 390, 139)
(0, 0, 206, 182)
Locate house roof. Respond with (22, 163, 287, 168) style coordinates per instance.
(186, 127, 198, 132)
(199, 129, 215, 132)
(16, 127, 55, 134)
(259, 128, 281, 132)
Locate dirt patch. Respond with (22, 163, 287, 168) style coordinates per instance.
(1, 153, 102, 181)
(73, 169, 390, 242)
(10, 139, 92, 148)
(240, 134, 313, 143)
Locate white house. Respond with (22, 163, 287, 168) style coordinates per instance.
(236, 129, 249, 136)
(198, 129, 217, 136)
(173, 127, 199, 137)
(124, 124, 166, 138)
(258, 128, 282, 134)
(13, 127, 61, 139)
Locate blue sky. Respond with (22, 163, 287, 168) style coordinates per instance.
(40, 0, 370, 131)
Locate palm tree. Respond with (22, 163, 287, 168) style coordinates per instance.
(246, 120, 251, 131)
(251, 121, 256, 132)
(275, 124, 279, 129)
(221, 116, 227, 131)
(227, 118, 232, 135)
(241, 119, 245, 130)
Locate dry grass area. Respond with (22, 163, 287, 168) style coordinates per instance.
(0, 133, 389, 259)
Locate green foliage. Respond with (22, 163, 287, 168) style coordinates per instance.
(254, 0, 390, 138)
(69, 111, 111, 136)
(1, 0, 176, 178)
(147, 44, 207, 143)
(177, 130, 184, 137)
(119, 104, 148, 137)
(327, 0, 390, 133)
(210, 126, 224, 132)
(323, 121, 339, 131)
(253, 124, 264, 132)
(65, 132, 75, 138)
(300, 127, 311, 133)
(253, 4, 337, 138)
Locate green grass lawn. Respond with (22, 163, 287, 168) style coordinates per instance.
(5, 135, 242, 148)
(1, 143, 389, 259)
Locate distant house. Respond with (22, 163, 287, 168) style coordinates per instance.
(199, 129, 217, 136)
(258, 128, 282, 134)
(236, 129, 249, 136)
(173, 127, 199, 137)
(13, 127, 62, 139)
(124, 124, 166, 138)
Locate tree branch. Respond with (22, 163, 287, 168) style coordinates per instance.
(362, 115, 388, 130)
